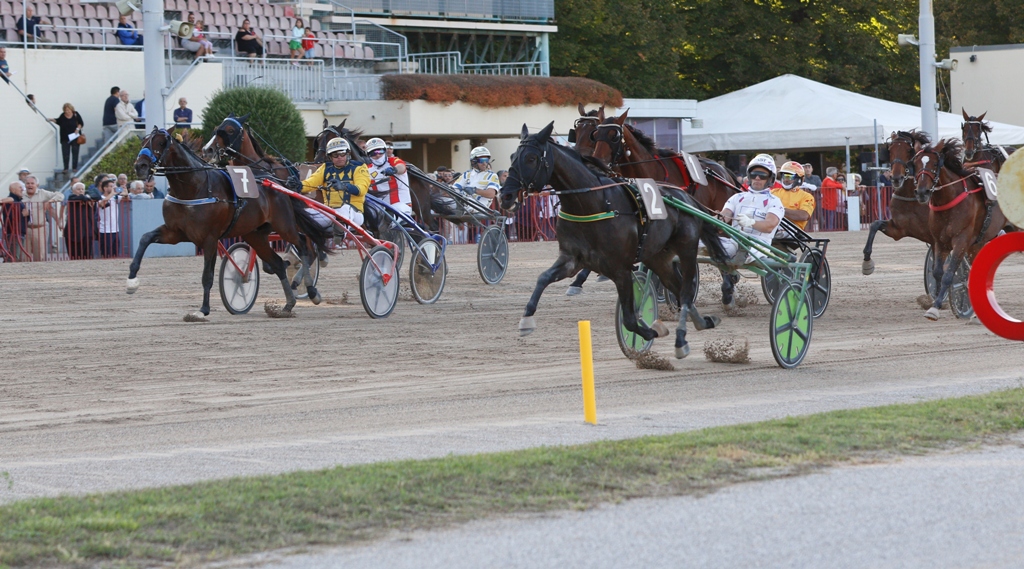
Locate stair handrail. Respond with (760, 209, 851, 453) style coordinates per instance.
(58, 123, 138, 194)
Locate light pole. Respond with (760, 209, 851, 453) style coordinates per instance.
(143, 0, 166, 132)
(898, 0, 956, 141)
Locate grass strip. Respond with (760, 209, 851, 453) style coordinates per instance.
(3, 387, 1024, 568)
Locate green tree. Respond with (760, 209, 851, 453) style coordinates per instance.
(200, 86, 306, 162)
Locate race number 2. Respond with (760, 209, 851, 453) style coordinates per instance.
(228, 166, 259, 199)
(636, 178, 668, 220)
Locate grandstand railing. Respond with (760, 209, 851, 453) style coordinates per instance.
(1, 198, 133, 263)
(464, 61, 544, 76)
(60, 123, 140, 195)
(6, 23, 145, 51)
(409, 51, 545, 76)
(322, 70, 382, 100)
(219, 56, 325, 101)
(306, 0, 555, 23)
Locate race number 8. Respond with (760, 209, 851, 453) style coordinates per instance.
(641, 182, 663, 216)
(232, 168, 250, 193)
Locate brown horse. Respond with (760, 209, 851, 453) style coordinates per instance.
(862, 130, 933, 278)
(912, 139, 1010, 320)
(128, 127, 331, 318)
(961, 109, 1015, 169)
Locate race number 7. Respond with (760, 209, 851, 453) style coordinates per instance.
(641, 182, 663, 216)
(232, 168, 250, 194)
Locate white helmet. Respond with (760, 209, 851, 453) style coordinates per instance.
(326, 137, 350, 156)
(746, 153, 777, 188)
(365, 137, 387, 154)
(470, 146, 491, 162)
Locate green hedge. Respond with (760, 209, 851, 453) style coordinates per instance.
(200, 86, 306, 163)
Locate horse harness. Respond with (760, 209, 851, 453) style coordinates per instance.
(915, 148, 994, 244)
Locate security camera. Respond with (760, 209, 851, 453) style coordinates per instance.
(897, 34, 919, 47)
(969, 54, 977, 63)
(936, 58, 957, 71)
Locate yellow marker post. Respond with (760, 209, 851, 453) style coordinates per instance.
(578, 320, 597, 424)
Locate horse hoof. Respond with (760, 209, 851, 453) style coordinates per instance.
(675, 343, 690, 359)
(924, 307, 940, 321)
(310, 291, 322, 305)
(565, 286, 583, 296)
(651, 319, 670, 338)
(126, 277, 140, 294)
(862, 260, 875, 275)
(704, 315, 720, 329)
(596, 275, 610, 282)
(183, 312, 208, 323)
(967, 315, 981, 326)
(519, 316, 536, 336)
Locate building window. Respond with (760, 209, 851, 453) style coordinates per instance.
(627, 118, 682, 151)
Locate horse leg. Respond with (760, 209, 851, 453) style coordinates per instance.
(862, 219, 888, 274)
(126, 225, 184, 293)
(245, 233, 298, 314)
(926, 248, 956, 320)
(565, 268, 590, 296)
(520, 254, 577, 335)
(198, 238, 218, 316)
(611, 268, 665, 344)
(301, 244, 321, 304)
(654, 255, 711, 359)
(720, 269, 738, 308)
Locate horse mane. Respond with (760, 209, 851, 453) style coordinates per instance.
(896, 129, 931, 146)
(541, 135, 610, 185)
(581, 154, 617, 177)
(175, 129, 204, 153)
(936, 139, 969, 176)
(246, 125, 270, 159)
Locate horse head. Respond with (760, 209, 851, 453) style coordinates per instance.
(960, 109, 990, 161)
(589, 110, 630, 167)
(888, 130, 929, 189)
(135, 126, 175, 180)
(203, 112, 250, 164)
(568, 104, 604, 155)
(500, 122, 556, 212)
(314, 119, 366, 164)
(912, 141, 949, 204)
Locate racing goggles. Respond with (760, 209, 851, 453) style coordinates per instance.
(328, 150, 349, 157)
(779, 173, 798, 182)
(748, 171, 771, 180)
(475, 157, 490, 163)
(368, 149, 386, 157)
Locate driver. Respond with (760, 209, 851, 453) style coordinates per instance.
(770, 161, 816, 230)
(363, 137, 411, 215)
(720, 153, 785, 261)
(301, 136, 370, 227)
(453, 146, 500, 213)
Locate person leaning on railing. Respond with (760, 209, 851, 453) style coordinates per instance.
(96, 178, 125, 259)
(61, 183, 96, 260)
(49, 103, 85, 174)
(1, 182, 28, 259)
(22, 176, 63, 262)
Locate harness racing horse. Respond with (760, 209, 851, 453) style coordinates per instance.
(204, 114, 322, 301)
(861, 130, 933, 279)
(499, 122, 731, 359)
(912, 139, 1011, 320)
(573, 110, 744, 304)
(128, 127, 332, 318)
(961, 109, 1015, 170)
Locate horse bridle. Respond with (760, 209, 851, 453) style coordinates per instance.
(888, 134, 916, 186)
(506, 137, 553, 204)
(913, 148, 944, 192)
(591, 123, 626, 167)
(961, 119, 989, 159)
(137, 128, 173, 172)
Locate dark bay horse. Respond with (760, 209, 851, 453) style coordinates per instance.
(128, 127, 331, 318)
(961, 109, 1015, 169)
(912, 139, 1011, 320)
(862, 130, 933, 277)
(204, 114, 322, 301)
(499, 122, 731, 359)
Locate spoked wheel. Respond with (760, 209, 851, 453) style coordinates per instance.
(615, 270, 659, 357)
(760, 265, 792, 305)
(801, 249, 831, 318)
(379, 219, 407, 270)
(359, 245, 399, 319)
(650, 266, 690, 305)
(770, 282, 813, 369)
(950, 257, 973, 319)
(219, 242, 259, 315)
(409, 238, 447, 305)
(477, 225, 509, 284)
(924, 245, 938, 299)
(284, 244, 319, 300)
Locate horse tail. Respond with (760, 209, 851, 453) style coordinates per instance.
(696, 208, 731, 266)
(289, 197, 334, 256)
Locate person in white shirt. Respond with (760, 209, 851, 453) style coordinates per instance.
(96, 178, 126, 258)
(128, 180, 152, 200)
(453, 146, 500, 215)
(114, 91, 139, 128)
(363, 137, 412, 215)
(719, 153, 785, 260)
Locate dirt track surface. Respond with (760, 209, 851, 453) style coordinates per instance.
(1, 231, 1023, 504)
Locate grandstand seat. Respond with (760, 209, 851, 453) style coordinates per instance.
(67, 30, 80, 44)
(0, 2, 10, 16)
(55, 30, 67, 44)
(83, 3, 95, 18)
(230, 3, 242, 15)
(79, 31, 93, 45)
(214, 12, 225, 26)
(283, 5, 294, 18)
(198, 0, 209, 11)
(60, 4, 73, 18)
(2, 14, 14, 29)
(72, 4, 83, 18)
(363, 45, 374, 59)
(50, 15, 62, 27)
(313, 43, 324, 58)
(34, 3, 48, 17)
(310, 19, 320, 32)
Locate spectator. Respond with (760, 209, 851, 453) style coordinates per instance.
(86, 173, 108, 200)
(134, 94, 145, 130)
(128, 180, 152, 199)
(497, 170, 509, 185)
(103, 86, 120, 139)
(116, 15, 143, 46)
(17, 167, 31, 184)
(50, 102, 85, 174)
(22, 176, 63, 261)
(173, 97, 193, 129)
(385, 141, 395, 158)
(96, 178, 124, 258)
(1, 181, 28, 259)
(179, 12, 202, 55)
(771, 161, 816, 231)
(819, 167, 844, 230)
(301, 27, 317, 64)
(289, 18, 305, 63)
(61, 182, 95, 260)
(191, 20, 215, 57)
(115, 174, 129, 195)
(235, 19, 263, 59)
(16, 6, 51, 44)
(26, 94, 36, 107)
(115, 90, 139, 128)
(879, 169, 893, 187)
(0, 47, 11, 83)
(802, 163, 821, 190)
(144, 179, 164, 199)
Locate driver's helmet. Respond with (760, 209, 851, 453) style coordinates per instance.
(326, 137, 350, 156)
(746, 153, 777, 189)
(365, 137, 387, 155)
(470, 146, 491, 165)
(778, 161, 804, 189)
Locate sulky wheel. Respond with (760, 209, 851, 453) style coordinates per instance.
(409, 237, 447, 305)
(359, 245, 399, 319)
(801, 249, 831, 318)
(769, 282, 813, 369)
(615, 270, 659, 358)
(379, 219, 407, 270)
(477, 225, 509, 284)
(219, 242, 260, 315)
(284, 244, 319, 300)
(760, 264, 792, 306)
(924, 245, 938, 299)
(950, 256, 974, 319)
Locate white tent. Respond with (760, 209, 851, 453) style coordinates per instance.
(682, 74, 1024, 152)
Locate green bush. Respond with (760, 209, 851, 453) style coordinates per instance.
(200, 86, 306, 163)
(82, 128, 204, 184)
